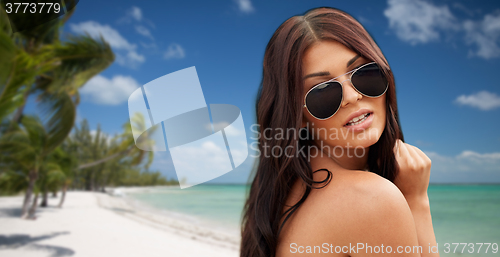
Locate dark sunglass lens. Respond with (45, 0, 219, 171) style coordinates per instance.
(351, 63, 388, 97)
(306, 82, 342, 119)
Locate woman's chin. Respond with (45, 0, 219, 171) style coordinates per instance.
(341, 130, 383, 148)
(343, 138, 379, 149)
(319, 136, 380, 152)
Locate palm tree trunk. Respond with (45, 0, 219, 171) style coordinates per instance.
(85, 170, 92, 191)
(57, 183, 68, 208)
(91, 175, 95, 191)
(27, 191, 39, 219)
(40, 189, 48, 207)
(21, 169, 37, 218)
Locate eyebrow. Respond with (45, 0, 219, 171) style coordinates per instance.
(302, 54, 361, 80)
(346, 54, 361, 68)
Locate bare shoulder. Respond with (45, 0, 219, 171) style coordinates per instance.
(340, 170, 407, 205)
(311, 168, 407, 208)
(277, 170, 421, 256)
(310, 170, 420, 249)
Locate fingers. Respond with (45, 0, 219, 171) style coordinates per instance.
(397, 140, 431, 170)
(394, 139, 402, 158)
(405, 143, 424, 168)
(398, 140, 411, 162)
(392, 140, 431, 199)
(413, 144, 431, 163)
(407, 144, 432, 169)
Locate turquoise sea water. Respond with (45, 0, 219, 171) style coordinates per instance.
(127, 184, 249, 230)
(428, 185, 500, 256)
(127, 184, 500, 255)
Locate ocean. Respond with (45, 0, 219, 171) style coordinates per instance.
(428, 185, 500, 256)
(126, 184, 500, 256)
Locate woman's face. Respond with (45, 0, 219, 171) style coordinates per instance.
(301, 40, 386, 150)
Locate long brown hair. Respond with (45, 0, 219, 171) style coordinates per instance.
(240, 7, 404, 257)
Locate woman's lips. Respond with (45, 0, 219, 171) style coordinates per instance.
(343, 112, 374, 132)
(343, 108, 372, 126)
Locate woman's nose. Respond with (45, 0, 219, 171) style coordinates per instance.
(340, 79, 362, 108)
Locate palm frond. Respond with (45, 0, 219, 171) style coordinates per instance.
(42, 34, 114, 95)
(20, 115, 47, 150)
(0, 47, 59, 123)
(2, 0, 65, 44)
(0, 4, 12, 35)
(0, 170, 28, 195)
(38, 91, 75, 153)
(0, 14, 16, 87)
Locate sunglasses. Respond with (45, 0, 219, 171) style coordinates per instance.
(303, 62, 389, 120)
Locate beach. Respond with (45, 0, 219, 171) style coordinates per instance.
(1, 184, 499, 257)
(0, 189, 240, 257)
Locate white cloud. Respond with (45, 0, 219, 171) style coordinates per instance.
(164, 43, 185, 60)
(70, 21, 134, 50)
(119, 8, 155, 40)
(426, 150, 500, 182)
(118, 6, 152, 26)
(169, 138, 231, 187)
(89, 129, 113, 145)
(463, 12, 500, 59)
(384, 1, 500, 60)
(452, 3, 480, 17)
(208, 122, 244, 136)
(234, 0, 254, 14)
(130, 6, 142, 21)
(457, 151, 500, 161)
(426, 150, 500, 172)
(89, 129, 98, 138)
(384, 0, 458, 45)
(116, 50, 146, 68)
(70, 21, 145, 68)
(455, 91, 500, 110)
(224, 124, 243, 136)
(80, 75, 140, 105)
(135, 25, 154, 40)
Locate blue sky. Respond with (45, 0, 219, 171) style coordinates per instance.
(42, 0, 500, 183)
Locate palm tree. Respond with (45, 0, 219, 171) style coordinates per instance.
(76, 113, 155, 171)
(0, 2, 114, 218)
(0, 116, 63, 218)
(0, 4, 115, 125)
(39, 147, 74, 207)
(64, 114, 155, 192)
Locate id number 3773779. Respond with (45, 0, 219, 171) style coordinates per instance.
(442, 243, 498, 254)
(4, 2, 61, 14)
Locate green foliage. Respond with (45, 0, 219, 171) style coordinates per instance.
(0, 2, 114, 125)
(0, 2, 176, 201)
(64, 118, 177, 191)
(0, 170, 27, 196)
(0, 115, 67, 196)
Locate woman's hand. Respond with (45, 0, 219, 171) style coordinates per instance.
(393, 139, 432, 205)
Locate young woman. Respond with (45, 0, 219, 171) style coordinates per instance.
(241, 7, 439, 257)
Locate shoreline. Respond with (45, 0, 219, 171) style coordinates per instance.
(0, 190, 239, 257)
(107, 185, 244, 232)
(101, 186, 241, 249)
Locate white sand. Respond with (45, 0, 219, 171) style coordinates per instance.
(0, 191, 239, 257)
